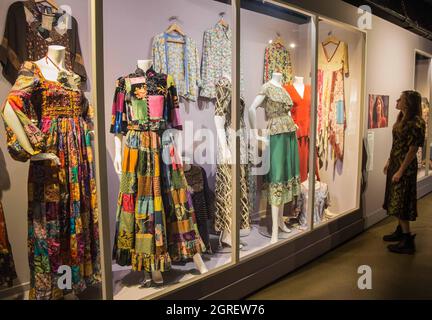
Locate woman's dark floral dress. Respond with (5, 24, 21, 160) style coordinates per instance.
(383, 116, 426, 221)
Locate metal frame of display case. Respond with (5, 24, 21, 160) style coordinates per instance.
(413, 48, 432, 181)
(89, 0, 368, 300)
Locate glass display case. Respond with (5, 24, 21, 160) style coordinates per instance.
(239, 0, 314, 259)
(102, 0, 238, 300)
(6, 0, 431, 301)
(313, 18, 366, 227)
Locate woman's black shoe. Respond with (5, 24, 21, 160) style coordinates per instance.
(387, 233, 416, 254)
(383, 224, 403, 242)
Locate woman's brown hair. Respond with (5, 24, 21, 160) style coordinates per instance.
(394, 90, 422, 130)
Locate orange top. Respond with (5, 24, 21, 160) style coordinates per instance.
(284, 84, 311, 138)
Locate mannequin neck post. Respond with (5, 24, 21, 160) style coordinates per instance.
(270, 72, 283, 86)
(137, 59, 153, 72)
(46, 45, 66, 69)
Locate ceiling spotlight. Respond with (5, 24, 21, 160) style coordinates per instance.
(290, 43, 296, 48)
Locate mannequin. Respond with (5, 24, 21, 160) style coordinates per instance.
(214, 75, 250, 249)
(249, 72, 292, 244)
(2, 45, 67, 165)
(114, 60, 208, 287)
(113, 59, 153, 176)
(292, 76, 305, 99)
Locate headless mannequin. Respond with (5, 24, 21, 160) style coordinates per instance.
(2, 45, 68, 165)
(248, 72, 292, 244)
(114, 60, 207, 286)
(292, 76, 305, 99)
(113, 60, 153, 176)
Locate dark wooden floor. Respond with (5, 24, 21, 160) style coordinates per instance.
(247, 193, 432, 300)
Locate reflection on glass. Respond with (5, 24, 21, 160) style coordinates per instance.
(240, 0, 313, 259)
(314, 20, 364, 225)
(414, 53, 432, 179)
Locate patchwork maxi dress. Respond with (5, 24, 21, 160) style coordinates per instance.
(1, 61, 100, 300)
(111, 68, 205, 273)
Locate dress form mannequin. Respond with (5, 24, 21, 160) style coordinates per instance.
(114, 59, 153, 176)
(249, 72, 292, 244)
(214, 104, 250, 248)
(293, 76, 305, 99)
(114, 60, 208, 285)
(2, 45, 67, 165)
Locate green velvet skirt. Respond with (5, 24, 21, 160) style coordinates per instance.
(266, 131, 301, 206)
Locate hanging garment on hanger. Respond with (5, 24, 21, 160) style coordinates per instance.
(152, 32, 200, 102)
(263, 41, 293, 85)
(0, 0, 87, 87)
(317, 40, 349, 167)
(1, 61, 100, 300)
(200, 23, 232, 99)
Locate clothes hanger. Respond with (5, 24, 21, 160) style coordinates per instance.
(218, 12, 229, 28)
(272, 32, 285, 46)
(165, 16, 186, 44)
(35, 0, 59, 10)
(322, 31, 340, 46)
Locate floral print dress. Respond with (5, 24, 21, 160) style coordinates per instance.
(383, 117, 426, 221)
(1, 62, 100, 300)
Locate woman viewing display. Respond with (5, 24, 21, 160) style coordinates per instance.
(383, 90, 426, 254)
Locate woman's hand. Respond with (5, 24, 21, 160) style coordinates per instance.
(383, 160, 389, 175)
(392, 169, 403, 183)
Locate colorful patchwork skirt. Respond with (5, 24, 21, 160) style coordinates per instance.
(28, 117, 101, 300)
(266, 131, 301, 206)
(161, 139, 206, 261)
(0, 201, 17, 287)
(113, 130, 204, 273)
